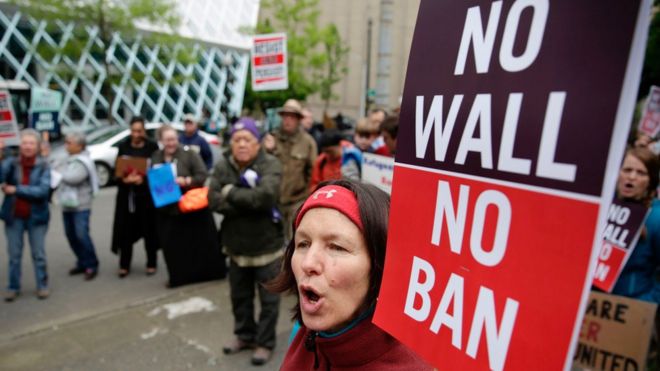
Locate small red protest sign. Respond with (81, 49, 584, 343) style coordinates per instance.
(373, 1, 652, 370)
(251, 33, 288, 91)
(638, 85, 660, 138)
(0, 90, 20, 145)
(592, 199, 648, 292)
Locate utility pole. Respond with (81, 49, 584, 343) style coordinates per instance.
(364, 18, 373, 117)
(375, 0, 393, 108)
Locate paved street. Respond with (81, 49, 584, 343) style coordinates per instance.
(0, 187, 295, 370)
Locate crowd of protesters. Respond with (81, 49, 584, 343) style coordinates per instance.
(0, 99, 401, 366)
(3, 93, 660, 366)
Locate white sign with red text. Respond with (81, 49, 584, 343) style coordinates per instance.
(251, 33, 288, 91)
(0, 90, 20, 146)
(361, 152, 394, 194)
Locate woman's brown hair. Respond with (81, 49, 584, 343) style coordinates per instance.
(621, 147, 660, 206)
(268, 179, 391, 322)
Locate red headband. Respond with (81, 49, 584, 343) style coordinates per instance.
(295, 185, 363, 231)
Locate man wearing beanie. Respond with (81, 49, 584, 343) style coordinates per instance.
(208, 117, 283, 366)
(263, 99, 317, 242)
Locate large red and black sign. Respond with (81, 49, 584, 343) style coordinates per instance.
(373, 1, 652, 370)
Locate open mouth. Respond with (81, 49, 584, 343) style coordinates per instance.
(303, 288, 320, 303)
(300, 287, 321, 304)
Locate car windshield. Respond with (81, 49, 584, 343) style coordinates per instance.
(87, 127, 125, 145)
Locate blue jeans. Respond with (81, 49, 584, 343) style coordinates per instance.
(5, 218, 49, 292)
(63, 210, 98, 271)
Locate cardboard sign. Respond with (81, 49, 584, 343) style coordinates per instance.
(593, 199, 649, 292)
(573, 291, 656, 370)
(372, 1, 652, 370)
(147, 164, 181, 208)
(638, 85, 660, 138)
(251, 33, 288, 91)
(115, 156, 149, 178)
(0, 90, 20, 146)
(361, 152, 394, 194)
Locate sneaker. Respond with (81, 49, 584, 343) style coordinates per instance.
(69, 267, 85, 275)
(222, 338, 255, 355)
(118, 269, 129, 278)
(251, 347, 272, 366)
(36, 289, 49, 300)
(84, 269, 97, 281)
(4, 291, 19, 302)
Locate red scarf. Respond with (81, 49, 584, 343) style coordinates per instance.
(14, 156, 36, 219)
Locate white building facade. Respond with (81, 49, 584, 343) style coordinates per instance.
(0, 0, 260, 129)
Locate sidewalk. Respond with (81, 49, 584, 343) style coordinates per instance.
(0, 280, 296, 371)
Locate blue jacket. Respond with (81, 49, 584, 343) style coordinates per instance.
(0, 156, 51, 226)
(179, 131, 212, 170)
(612, 198, 660, 304)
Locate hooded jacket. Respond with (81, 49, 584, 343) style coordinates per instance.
(281, 316, 433, 371)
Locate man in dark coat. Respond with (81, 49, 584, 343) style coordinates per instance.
(179, 113, 213, 170)
(208, 117, 283, 366)
(111, 116, 159, 277)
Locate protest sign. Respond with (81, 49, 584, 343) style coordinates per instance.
(147, 164, 181, 208)
(638, 85, 660, 138)
(372, 1, 652, 370)
(592, 199, 648, 292)
(251, 33, 288, 91)
(0, 90, 20, 146)
(115, 156, 149, 178)
(573, 291, 656, 370)
(30, 87, 62, 138)
(361, 152, 394, 194)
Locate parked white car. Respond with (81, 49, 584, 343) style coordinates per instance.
(51, 123, 221, 187)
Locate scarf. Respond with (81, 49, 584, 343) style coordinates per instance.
(14, 156, 36, 219)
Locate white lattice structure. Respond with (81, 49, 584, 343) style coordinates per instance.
(0, 1, 260, 128)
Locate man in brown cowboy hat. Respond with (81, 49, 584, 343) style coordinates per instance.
(264, 99, 317, 242)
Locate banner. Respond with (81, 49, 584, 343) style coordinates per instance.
(638, 85, 660, 138)
(0, 90, 20, 146)
(147, 164, 182, 208)
(251, 33, 288, 91)
(573, 291, 656, 370)
(361, 152, 394, 194)
(373, 1, 652, 370)
(592, 199, 649, 292)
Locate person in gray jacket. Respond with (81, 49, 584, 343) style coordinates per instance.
(59, 132, 100, 280)
(208, 117, 283, 366)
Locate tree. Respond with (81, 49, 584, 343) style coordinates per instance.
(317, 24, 349, 112)
(11, 0, 191, 125)
(638, 4, 659, 99)
(243, 0, 349, 114)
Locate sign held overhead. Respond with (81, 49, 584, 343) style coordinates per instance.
(251, 33, 288, 92)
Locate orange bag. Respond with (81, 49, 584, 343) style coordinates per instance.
(178, 186, 209, 213)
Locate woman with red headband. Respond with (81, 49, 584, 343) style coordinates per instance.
(270, 179, 432, 370)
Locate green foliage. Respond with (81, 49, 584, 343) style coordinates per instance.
(638, 8, 660, 99)
(317, 24, 349, 111)
(243, 0, 349, 113)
